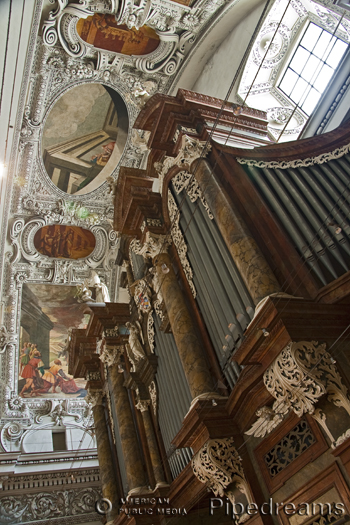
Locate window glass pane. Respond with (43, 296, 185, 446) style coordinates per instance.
(314, 63, 334, 92)
(290, 76, 308, 104)
(301, 23, 322, 51)
(326, 39, 348, 68)
(301, 88, 321, 114)
(302, 54, 321, 82)
(313, 31, 333, 58)
(280, 69, 298, 96)
(289, 47, 310, 74)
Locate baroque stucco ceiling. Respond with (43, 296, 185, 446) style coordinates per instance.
(0, 0, 349, 511)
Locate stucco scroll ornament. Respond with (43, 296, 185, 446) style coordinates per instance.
(246, 340, 350, 438)
(0, 325, 10, 355)
(155, 134, 211, 193)
(192, 437, 253, 520)
(135, 30, 195, 76)
(42, 0, 117, 56)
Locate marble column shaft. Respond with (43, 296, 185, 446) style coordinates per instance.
(109, 364, 147, 492)
(124, 260, 135, 289)
(191, 158, 280, 304)
(92, 402, 119, 522)
(154, 251, 214, 399)
(139, 404, 166, 486)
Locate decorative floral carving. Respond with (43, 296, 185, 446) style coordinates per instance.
(0, 487, 102, 523)
(156, 134, 211, 193)
(136, 399, 150, 412)
(104, 326, 119, 337)
(263, 420, 316, 477)
(192, 437, 252, 518)
(7, 395, 25, 412)
(149, 380, 157, 416)
(147, 313, 155, 353)
(168, 191, 196, 297)
(86, 371, 101, 382)
(99, 345, 123, 367)
(171, 170, 213, 219)
(85, 389, 104, 407)
(246, 341, 350, 438)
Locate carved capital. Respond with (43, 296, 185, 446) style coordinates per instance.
(157, 135, 211, 193)
(192, 437, 252, 516)
(133, 231, 172, 260)
(136, 399, 151, 412)
(100, 345, 123, 368)
(85, 389, 104, 408)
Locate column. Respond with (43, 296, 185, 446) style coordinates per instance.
(191, 158, 280, 304)
(152, 245, 215, 400)
(136, 400, 167, 488)
(108, 356, 147, 493)
(88, 390, 119, 524)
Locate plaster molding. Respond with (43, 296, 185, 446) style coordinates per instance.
(0, 487, 102, 524)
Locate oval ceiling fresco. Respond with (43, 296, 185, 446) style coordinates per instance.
(42, 83, 128, 194)
(76, 14, 160, 56)
(34, 225, 96, 259)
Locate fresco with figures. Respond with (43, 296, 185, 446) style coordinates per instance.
(76, 14, 160, 55)
(42, 83, 128, 195)
(19, 284, 88, 399)
(34, 225, 96, 259)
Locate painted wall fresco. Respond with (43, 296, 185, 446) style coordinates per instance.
(34, 225, 96, 259)
(42, 83, 128, 195)
(19, 284, 89, 398)
(76, 14, 160, 55)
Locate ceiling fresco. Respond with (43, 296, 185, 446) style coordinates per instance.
(42, 83, 128, 195)
(34, 225, 96, 259)
(19, 284, 88, 399)
(76, 14, 160, 56)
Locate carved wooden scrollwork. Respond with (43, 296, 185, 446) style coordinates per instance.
(246, 340, 350, 438)
(192, 437, 252, 513)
